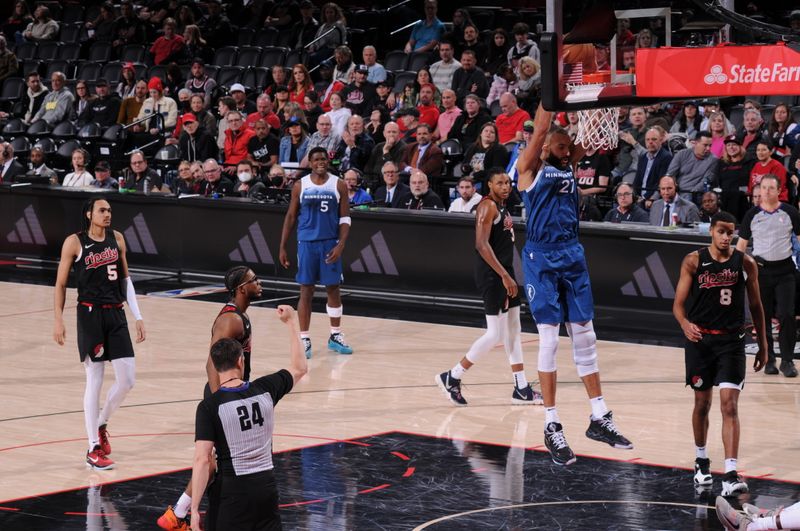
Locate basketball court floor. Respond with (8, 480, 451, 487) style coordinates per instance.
(1, 275, 799, 530)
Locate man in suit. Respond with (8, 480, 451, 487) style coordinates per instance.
(373, 161, 412, 208)
(633, 126, 672, 204)
(0, 142, 27, 183)
(401, 124, 444, 178)
(649, 175, 700, 226)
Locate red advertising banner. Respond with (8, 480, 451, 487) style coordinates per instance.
(636, 42, 800, 98)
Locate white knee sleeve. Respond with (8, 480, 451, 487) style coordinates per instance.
(567, 321, 598, 377)
(326, 305, 343, 318)
(505, 306, 524, 366)
(465, 314, 504, 364)
(537, 324, 559, 373)
(84, 360, 105, 448)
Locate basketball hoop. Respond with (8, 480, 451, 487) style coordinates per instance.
(567, 82, 620, 151)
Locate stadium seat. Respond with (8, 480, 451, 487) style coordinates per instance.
(213, 46, 239, 66)
(204, 65, 220, 80)
(260, 47, 287, 68)
(77, 62, 104, 82)
(284, 49, 305, 68)
(54, 139, 85, 172)
(120, 45, 146, 64)
(33, 137, 57, 155)
(14, 42, 37, 61)
(10, 136, 30, 159)
(392, 71, 416, 94)
(0, 78, 25, 105)
(3, 118, 25, 135)
(59, 23, 82, 44)
(45, 60, 74, 80)
(26, 120, 52, 140)
(729, 105, 744, 130)
(764, 95, 797, 106)
(253, 28, 279, 47)
(88, 41, 112, 62)
(100, 62, 123, 85)
(384, 50, 408, 73)
(490, 100, 501, 118)
(77, 123, 103, 140)
(237, 46, 263, 67)
(407, 52, 430, 73)
(237, 28, 256, 46)
(61, 5, 85, 24)
(51, 121, 77, 140)
(57, 42, 81, 61)
(242, 67, 270, 91)
(36, 41, 61, 61)
(147, 65, 167, 84)
(216, 66, 245, 88)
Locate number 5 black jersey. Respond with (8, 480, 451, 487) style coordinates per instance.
(74, 231, 125, 304)
(688, 248, 746, 331)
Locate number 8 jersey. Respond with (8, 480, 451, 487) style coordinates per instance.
(688, 248, 746, 331)
(522, 163, 580, 248)
(298, 174, 341, 242)
(74, 231, 125, 304)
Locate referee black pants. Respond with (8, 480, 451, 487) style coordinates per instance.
(758, 263, 796, 363)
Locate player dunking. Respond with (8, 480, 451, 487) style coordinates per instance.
(516, 104, 632, 466)
(53, 197, 146, 470)
(436, 168, 543, 406)
(280, 146, 353, 359)
(158, 266, 262, 531)
(673, 212, 767, 496)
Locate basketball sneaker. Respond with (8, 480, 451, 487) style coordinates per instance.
(86, 445, 114, 470)
(764, 357, 779, 375)
(511, 384, 544, 405)
(98, 424, 111, 455)
(544, 422, 576, 466)
(435, 371, 467, 406)
(328, 333, 353, 354)
(585, 411, 634, 449)
(780, 360, 798, 377)
(157, 506, 190, 531)
(721, 470, 748, 496)
(693, 457, 713, 486)
(302, 337, 312, 359)
(716, 495, 753, 531)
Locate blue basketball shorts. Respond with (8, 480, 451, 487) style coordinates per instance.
(296, 239, 343, 286)
(522, 243, 594, 325)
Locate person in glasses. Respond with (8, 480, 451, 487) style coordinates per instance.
(603, 182, 649, 223)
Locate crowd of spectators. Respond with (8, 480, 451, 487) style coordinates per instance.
(0, 1, 798, 219)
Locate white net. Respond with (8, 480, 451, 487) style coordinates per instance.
(574, 106, 620, 151)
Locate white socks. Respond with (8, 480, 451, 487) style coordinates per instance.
(512, 370, 528, 390)
(450, 362, 467, 380)
(724, 458, 737, 473)
(590, 396, 608, 420)
(696, 446, 707, 459)
(545, 407, 559, 425)
(174, 492, 191, 519)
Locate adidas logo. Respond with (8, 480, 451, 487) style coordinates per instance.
(123, 213, 158, 255)
(229, 222, 274, 264)
(6, 205, 46, 245)
(620, 252, 675, 298)
(350, 231, 398, 275)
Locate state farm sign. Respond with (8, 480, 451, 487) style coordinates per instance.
(636, 42, 800, 97)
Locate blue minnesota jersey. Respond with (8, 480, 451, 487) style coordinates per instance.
(523, 163, 580, 249)
(298, 174, 341, 242)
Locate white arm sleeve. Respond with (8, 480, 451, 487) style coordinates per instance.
(125, 277, 143, 321)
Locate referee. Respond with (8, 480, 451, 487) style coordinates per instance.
(190, 305, 308, 530)
(736, 174, 800, 377)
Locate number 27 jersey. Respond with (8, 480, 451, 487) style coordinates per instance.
(298, 174, 341, 242)
(522, 163, 580, 248)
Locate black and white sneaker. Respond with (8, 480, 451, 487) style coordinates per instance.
(721, 470, 748, 496)
(544, 422, 576, 466)
(585, 411, 633, 449)
(694, 457, 713, 486)
(435, 371, 467, 406)
(511, 384, 544, 405)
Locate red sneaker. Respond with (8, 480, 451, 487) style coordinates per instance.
(86, 445, 114, 470)
(157, 506, 190, 531)
(98, 424, 111, 455)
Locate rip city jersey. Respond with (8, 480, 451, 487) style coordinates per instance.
(74, 231, 125, 304)
(523, 163, 580, 248)
(215, 303, 253, 381)
(479, 197, 515, 272)
(298, 174, 340, 242)
(687, 248, 746, 331)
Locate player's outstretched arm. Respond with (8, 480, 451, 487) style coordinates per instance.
(475, 200, 517, 298)
(326, 179, 351, 264)
(279, 184, 302, 269)
(116, 231, 145, 343)
(277, 305, 308, 384)
(516, 103, 551, 191)
(743, 254, 768, 371)
(673, 252, 702, 342)
(53, 235, 79, 345)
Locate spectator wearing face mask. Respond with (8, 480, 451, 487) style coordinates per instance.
(233, 159, 262, 197)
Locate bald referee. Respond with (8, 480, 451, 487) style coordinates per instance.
(190, 305, 308, 531)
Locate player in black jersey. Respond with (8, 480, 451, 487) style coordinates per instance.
(190, 306, 307, 531)
(436, 168, 543, 406)
(674, 211, 767, 497)
(53, 197, 146, 471)
(158, 266, 262, 531)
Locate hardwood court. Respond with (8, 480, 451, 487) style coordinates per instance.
(1, 281, 799, 527)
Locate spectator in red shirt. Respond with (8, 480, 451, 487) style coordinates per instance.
(749, 139, 791, 202)
(150, 18, 185, 65)
(416, 83, 440, 130)
(288, 64, 314, 105)
(223, 110, 256, 175)
(494, 92, 530, 144)
(246, 94, 282, 131)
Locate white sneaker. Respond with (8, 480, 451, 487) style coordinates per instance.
(721, 470, 748, 496)
(694, 457, 713, 486)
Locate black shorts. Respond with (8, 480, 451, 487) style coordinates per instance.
(206, 470, 281, 531)
(476, 265, 520, 315)
(77, 302, 134, 363)
(684, 332, 746, 391)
